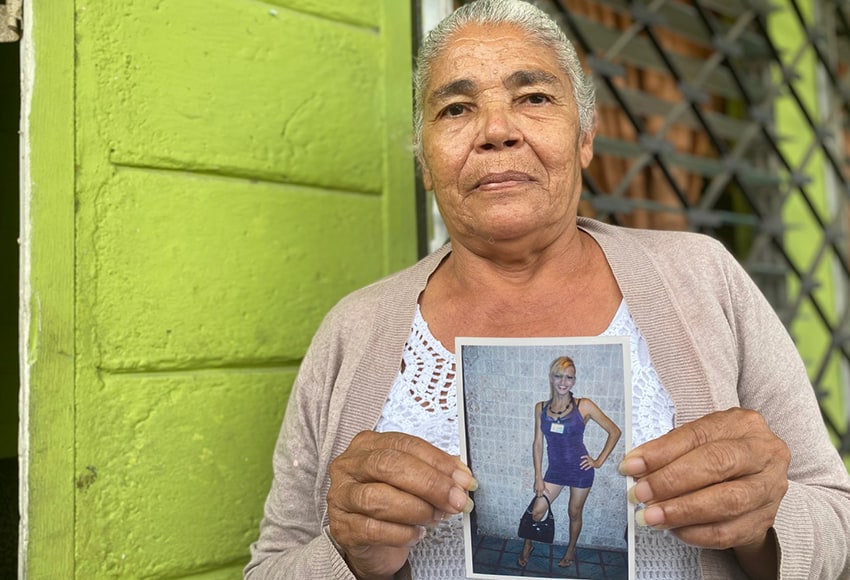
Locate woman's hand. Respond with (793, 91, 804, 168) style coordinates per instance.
(619, 408, 789, 579)
(579, 455, 599, 470)
(534, 475, 546, 496)
(327, 431, 477, 580)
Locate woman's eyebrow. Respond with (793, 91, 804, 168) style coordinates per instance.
(428, 78, 478, 106)
(504, 69, 560, 89)
(427, 69, 560, 108)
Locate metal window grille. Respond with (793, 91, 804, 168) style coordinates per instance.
(436, 0, 850, 461)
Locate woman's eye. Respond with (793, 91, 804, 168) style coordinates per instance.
(525, 93, 550, 105)
(442, 103, 467, 118)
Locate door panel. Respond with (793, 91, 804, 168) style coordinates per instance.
(25, 0, 415, 577)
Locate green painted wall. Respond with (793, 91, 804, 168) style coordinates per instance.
(25, 0, 416, 577)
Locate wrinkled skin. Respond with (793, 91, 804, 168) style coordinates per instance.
(327, 432, 476, 580)
(620, 408, 790, 579)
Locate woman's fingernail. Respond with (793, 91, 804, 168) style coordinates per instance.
(452, 468, 478, 491)
(433, 510, 446, 523)
(627, 480, 653, 504)
(407, 525, 427, 546)
(618, 456, 647, 475)
(449, 486, 467, 512)
(463, 497, 475, 514)
(636, 506, 665, 527)
(454, 459, 473, 474)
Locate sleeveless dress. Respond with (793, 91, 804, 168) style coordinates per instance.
(541, 400, 594, 488)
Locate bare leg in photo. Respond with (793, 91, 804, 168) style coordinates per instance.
(518, 483, 564, 567)
(559, 486, 591, 567)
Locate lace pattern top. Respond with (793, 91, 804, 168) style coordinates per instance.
(375, 301, 701, 579)
(375, 316, 458, 455)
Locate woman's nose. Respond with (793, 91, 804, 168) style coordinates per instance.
(476, 103, 522, 151)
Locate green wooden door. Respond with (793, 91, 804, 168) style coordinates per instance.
(22, 1, 416, 577)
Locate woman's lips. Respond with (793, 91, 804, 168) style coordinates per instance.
(474, 171, 534, 190)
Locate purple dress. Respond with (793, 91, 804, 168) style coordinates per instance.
(541, 400, 594, 488)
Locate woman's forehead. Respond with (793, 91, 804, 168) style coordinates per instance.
(551, 363, 576, 372)
(426, 23, 563, 90)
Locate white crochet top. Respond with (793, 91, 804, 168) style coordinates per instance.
(375, 301, 701, 579)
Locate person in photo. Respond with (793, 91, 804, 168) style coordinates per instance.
(518, 355, 621, 568)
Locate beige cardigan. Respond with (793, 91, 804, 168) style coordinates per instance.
(246, 218, 850, 579)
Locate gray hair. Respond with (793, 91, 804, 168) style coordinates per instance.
(413, 0, 596, 158)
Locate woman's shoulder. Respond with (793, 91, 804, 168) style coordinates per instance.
(321, 246, 450, 329)
(579, 217, 728, 257)
(578, 217, 744, 291)
(576, 396, 602, 413)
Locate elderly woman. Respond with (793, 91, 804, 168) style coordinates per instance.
(245, 1, 850, 579)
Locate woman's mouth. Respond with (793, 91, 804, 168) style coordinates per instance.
(474, 171, 533, 190)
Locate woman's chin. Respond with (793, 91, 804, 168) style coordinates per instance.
(466, 221, 564, 248)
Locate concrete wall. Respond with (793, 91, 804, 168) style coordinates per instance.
(25, 0, 415, 578)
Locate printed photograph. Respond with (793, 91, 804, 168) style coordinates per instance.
(456, 337, 634, 580)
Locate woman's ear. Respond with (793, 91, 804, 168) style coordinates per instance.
(417, 151, 433, 191)
(579, 131, 595, 169)
(579, 112, 597, 169)
(422, 170, 433, 192)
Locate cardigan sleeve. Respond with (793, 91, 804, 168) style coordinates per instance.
(243, 318, 360, 580)
(528, 222, 850, 577)
(243, 293, 416, 580)
(723, 250, 850, 579)
(242, 257, 435, 580)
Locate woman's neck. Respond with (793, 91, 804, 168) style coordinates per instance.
(548, 394, 574, 415)
(445, 226, 589, 290)
(419, 228, 623, 345)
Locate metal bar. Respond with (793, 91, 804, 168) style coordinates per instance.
(749, 8, 850, 208)
(588, 0, 770, 55)
(594, 83, 761, 141)
(788, 0, 850, 119)
(552, 1, 696, 210)
(689, 1, 850, 342)
(572, 12, 753, 100)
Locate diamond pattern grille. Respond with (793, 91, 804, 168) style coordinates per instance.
(447, 0, 850, 460)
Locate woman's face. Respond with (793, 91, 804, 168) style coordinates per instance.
(420, 23, 594, 247)
(550, 366, 576, 395)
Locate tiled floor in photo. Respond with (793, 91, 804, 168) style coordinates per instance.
(471, 534, 628, 579)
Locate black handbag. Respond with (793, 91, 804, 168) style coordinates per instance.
(517, 494, 555, 544)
